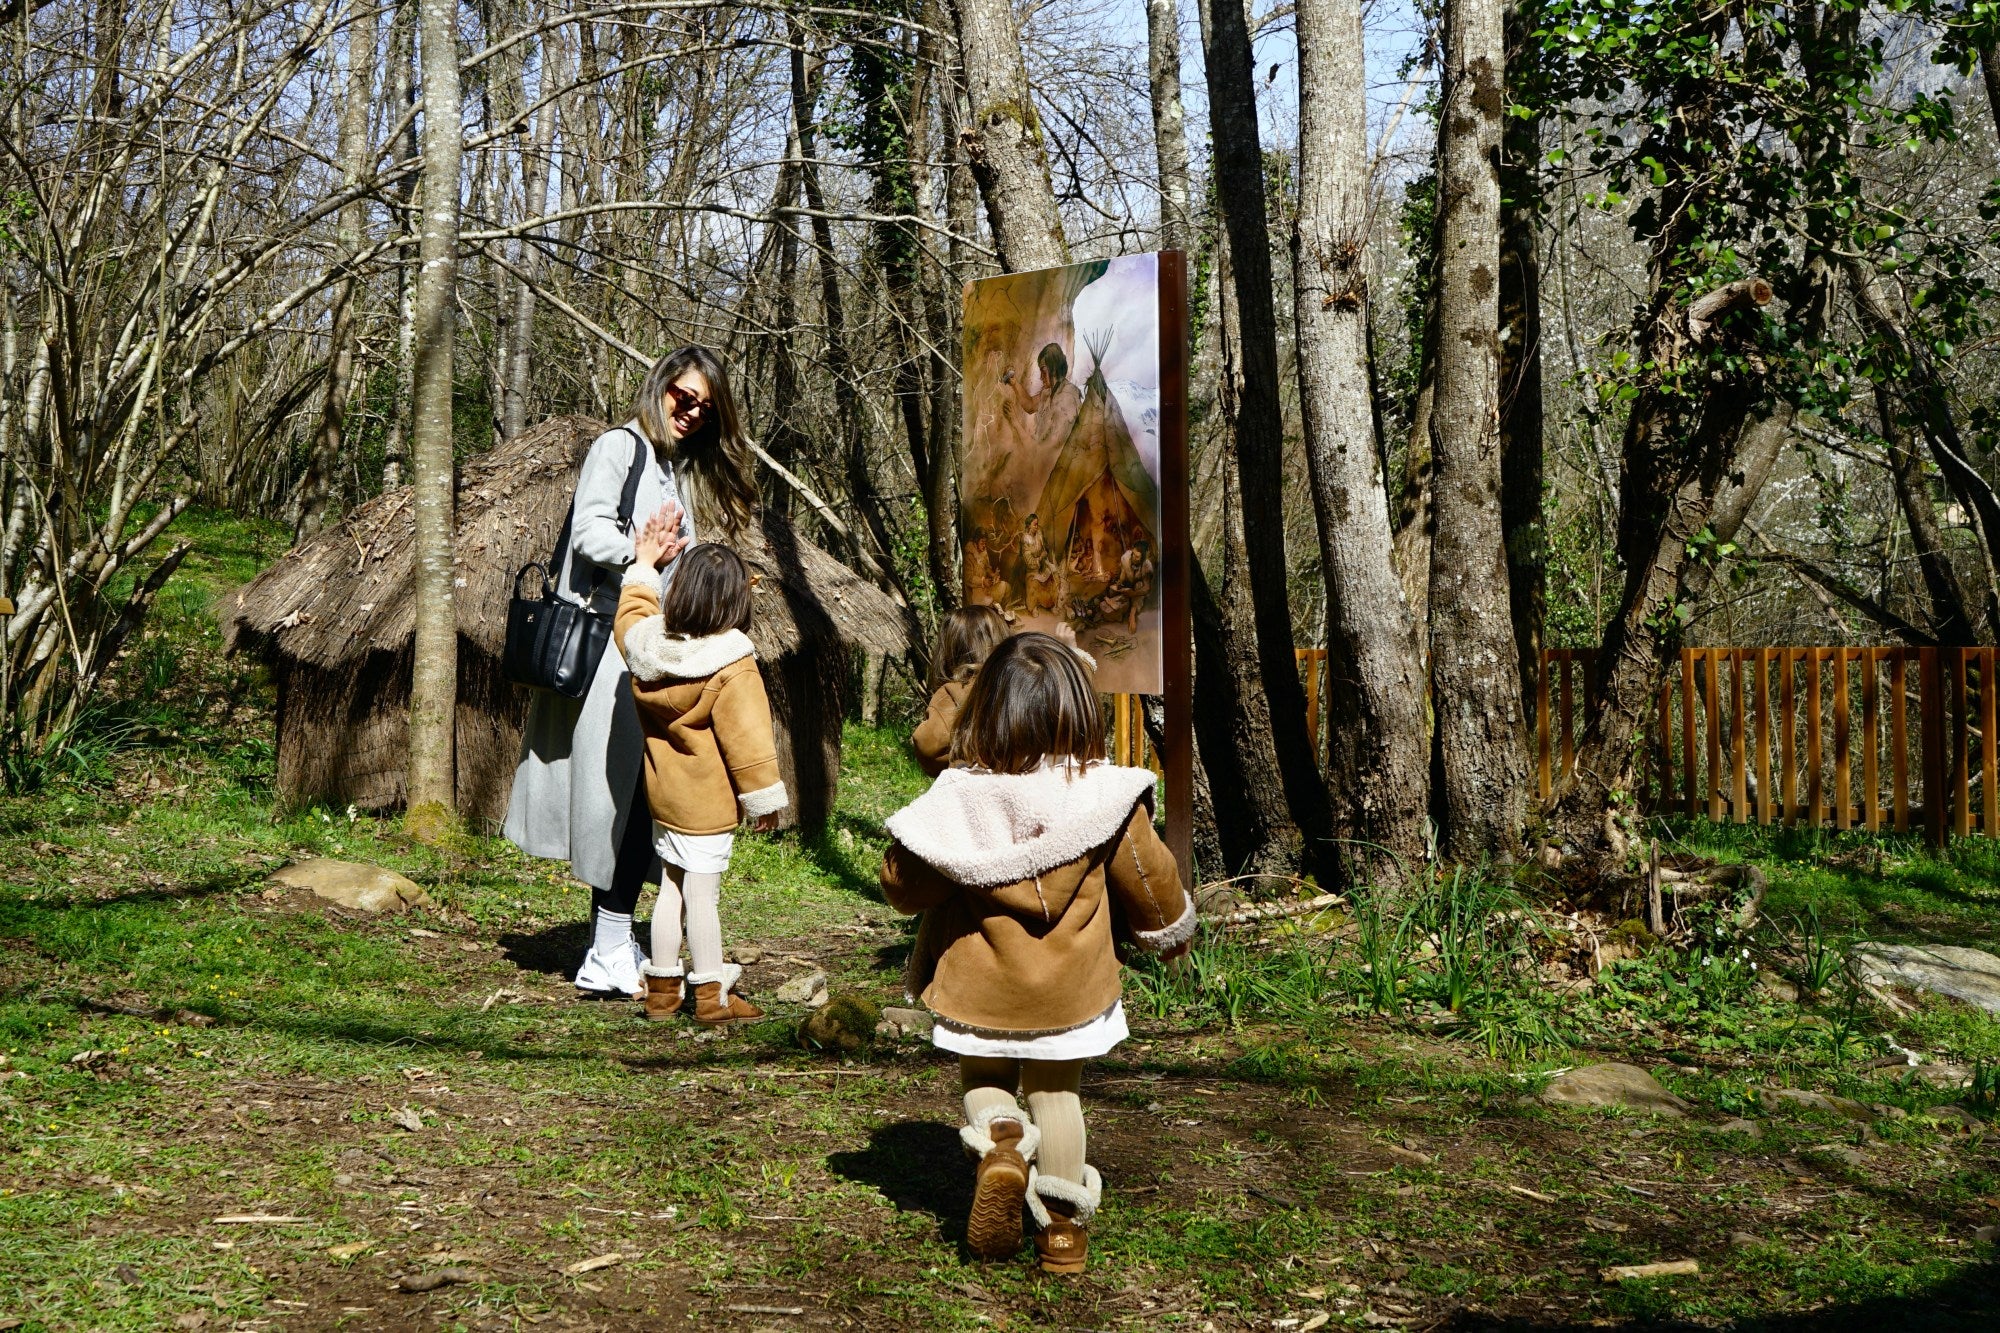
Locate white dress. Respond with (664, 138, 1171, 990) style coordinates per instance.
(503, 422, 695, 889)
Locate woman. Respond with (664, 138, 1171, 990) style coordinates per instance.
(505, 346, 760, 997)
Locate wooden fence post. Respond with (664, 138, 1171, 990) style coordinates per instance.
(1921, 647, 1947, 849)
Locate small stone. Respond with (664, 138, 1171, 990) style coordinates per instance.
(775, 970, 827, 1004)
(728, 946, 765, 965)
(1816, 1143, 1869, 1168)
(1717, 1118, 1762, 1139)
(804, 986, 830, 1009)
(1728, 1231, 1762, 1249)
(270, 860, 431, 915)
(881, 1006, 934, 1037)
(1974, 1225, 2000, 1244)
(1924, 1105, 1986, 1134)
(1541, 1063, 1691, 1117)
(1759, 1087, 1877, 1123)
(1913, 1063, 1974, 1090)
(1757, 973, 1801, 1004)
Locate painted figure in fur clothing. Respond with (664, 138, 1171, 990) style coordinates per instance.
(879, 634, 1195, 1273)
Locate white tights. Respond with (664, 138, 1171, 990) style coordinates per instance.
(649, 864, 724, 975)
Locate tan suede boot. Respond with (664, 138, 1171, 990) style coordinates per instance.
(1027, 1166, 1100, 1276)
(690, 965, 763, 1025)
(964, 1118, 1030, 1260)
(1033, 1201, 1088, 1274)
(642, 968, 683, 1022)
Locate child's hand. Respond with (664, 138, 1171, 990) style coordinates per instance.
(1049, 620, 1080, 649)
(634, 502, 688, 569)
(752, 811, 781, 833)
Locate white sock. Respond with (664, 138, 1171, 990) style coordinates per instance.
(592, 908, 635, 956)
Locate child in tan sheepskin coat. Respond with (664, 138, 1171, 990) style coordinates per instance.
(879, 633, 1194, 1273)
(615, 537, 788, 1025)
(911, 606, 1009, 777)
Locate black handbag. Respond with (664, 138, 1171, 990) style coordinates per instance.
(502, 428, 651, 698)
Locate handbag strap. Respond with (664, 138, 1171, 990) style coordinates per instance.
(545, 425, 653, 597)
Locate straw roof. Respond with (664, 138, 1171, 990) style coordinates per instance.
(224, 415, 915, 668)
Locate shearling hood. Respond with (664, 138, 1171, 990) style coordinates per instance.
(622, 621, 755, 683)
(885, 761, 1158, 889)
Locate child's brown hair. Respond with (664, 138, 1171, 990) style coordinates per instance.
(935, 605, 1009, 685)
(661, 542, 753, 638)
(951, 632, 1103, 774)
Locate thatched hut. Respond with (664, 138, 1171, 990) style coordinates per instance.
(222, 415, 915, 829)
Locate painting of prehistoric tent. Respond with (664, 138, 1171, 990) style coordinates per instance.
(961, 255, 1167, 694)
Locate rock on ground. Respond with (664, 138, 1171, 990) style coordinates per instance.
(1540, 1063, 1690, 1117)
(775, 970, 827, 1004)
(1848, 942, 2000, 1014)
(1757, 1087, 1878, 1122)
(269, 860, 431, 914)
(878, 1006, 934, 1038)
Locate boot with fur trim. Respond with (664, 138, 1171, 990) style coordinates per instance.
(1026, 1165, 1101, 1275)
(689, 963, 764, 1025)
(642, 964, 684, 1021)
(961, 1105, 1040, 1260)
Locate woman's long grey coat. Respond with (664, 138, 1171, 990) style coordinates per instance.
(503, 422, 694, 889)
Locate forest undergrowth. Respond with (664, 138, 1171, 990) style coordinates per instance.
(0, 513, 1996, 1331)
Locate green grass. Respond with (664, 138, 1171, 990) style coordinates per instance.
(2, 508, 1999, 1328)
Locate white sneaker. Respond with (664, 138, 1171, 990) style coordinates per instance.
(575, 937, 649, 998)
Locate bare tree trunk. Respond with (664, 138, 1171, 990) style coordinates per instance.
(1846, 256, 2000, 637)
(382, 0, 420, 489)
(1499, 0, 1544, 727)
(912, 13, 961, 609)
(295, 6, 378, 540)
(1880, 388, 1980, 644)
(406, 0, 462, 833)
(1197, 0, 1331, 869)
(789, 27, 898, 584)
(1980, 46, 2000, 154)
(948, 0, 1066, 270)
(1427, 0, 1529, 861)
(1145, 0, 1192, 253)
(502, 2, 552, 439)
(1292, 0, 1430, 886)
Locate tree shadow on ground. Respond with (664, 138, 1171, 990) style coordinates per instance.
(826, 1119, 973, 1248)
(1439, 1259, 1999, 1331)
(799, 817, 891, 902)
(497, 920, 590, 981)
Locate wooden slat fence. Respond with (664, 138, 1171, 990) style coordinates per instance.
(1107, 693, 1162, 775)
(1281, 644, 1991, 846)
(1539, 646, 1998, 847)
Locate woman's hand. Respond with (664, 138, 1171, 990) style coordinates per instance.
(634, 501, 688, 569)
(752, 811, 781, 833)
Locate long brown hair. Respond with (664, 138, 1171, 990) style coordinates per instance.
(935, 606, 1009, 685)
(633, 346, 757, 540)
(951, 632, 1104, 774)
(660, 543, 754, 638)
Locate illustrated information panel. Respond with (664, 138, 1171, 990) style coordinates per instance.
(960, 255, 1171, 695)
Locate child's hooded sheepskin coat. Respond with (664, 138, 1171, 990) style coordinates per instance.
(612, 568, 788, 835)
(910, 678, 971, 778)
(880, 762, 1194, 1035)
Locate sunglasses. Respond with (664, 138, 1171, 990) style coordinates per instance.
(665, 382, 713, 422)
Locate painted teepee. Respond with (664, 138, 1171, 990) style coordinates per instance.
(1033, 331, 1160, 589)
